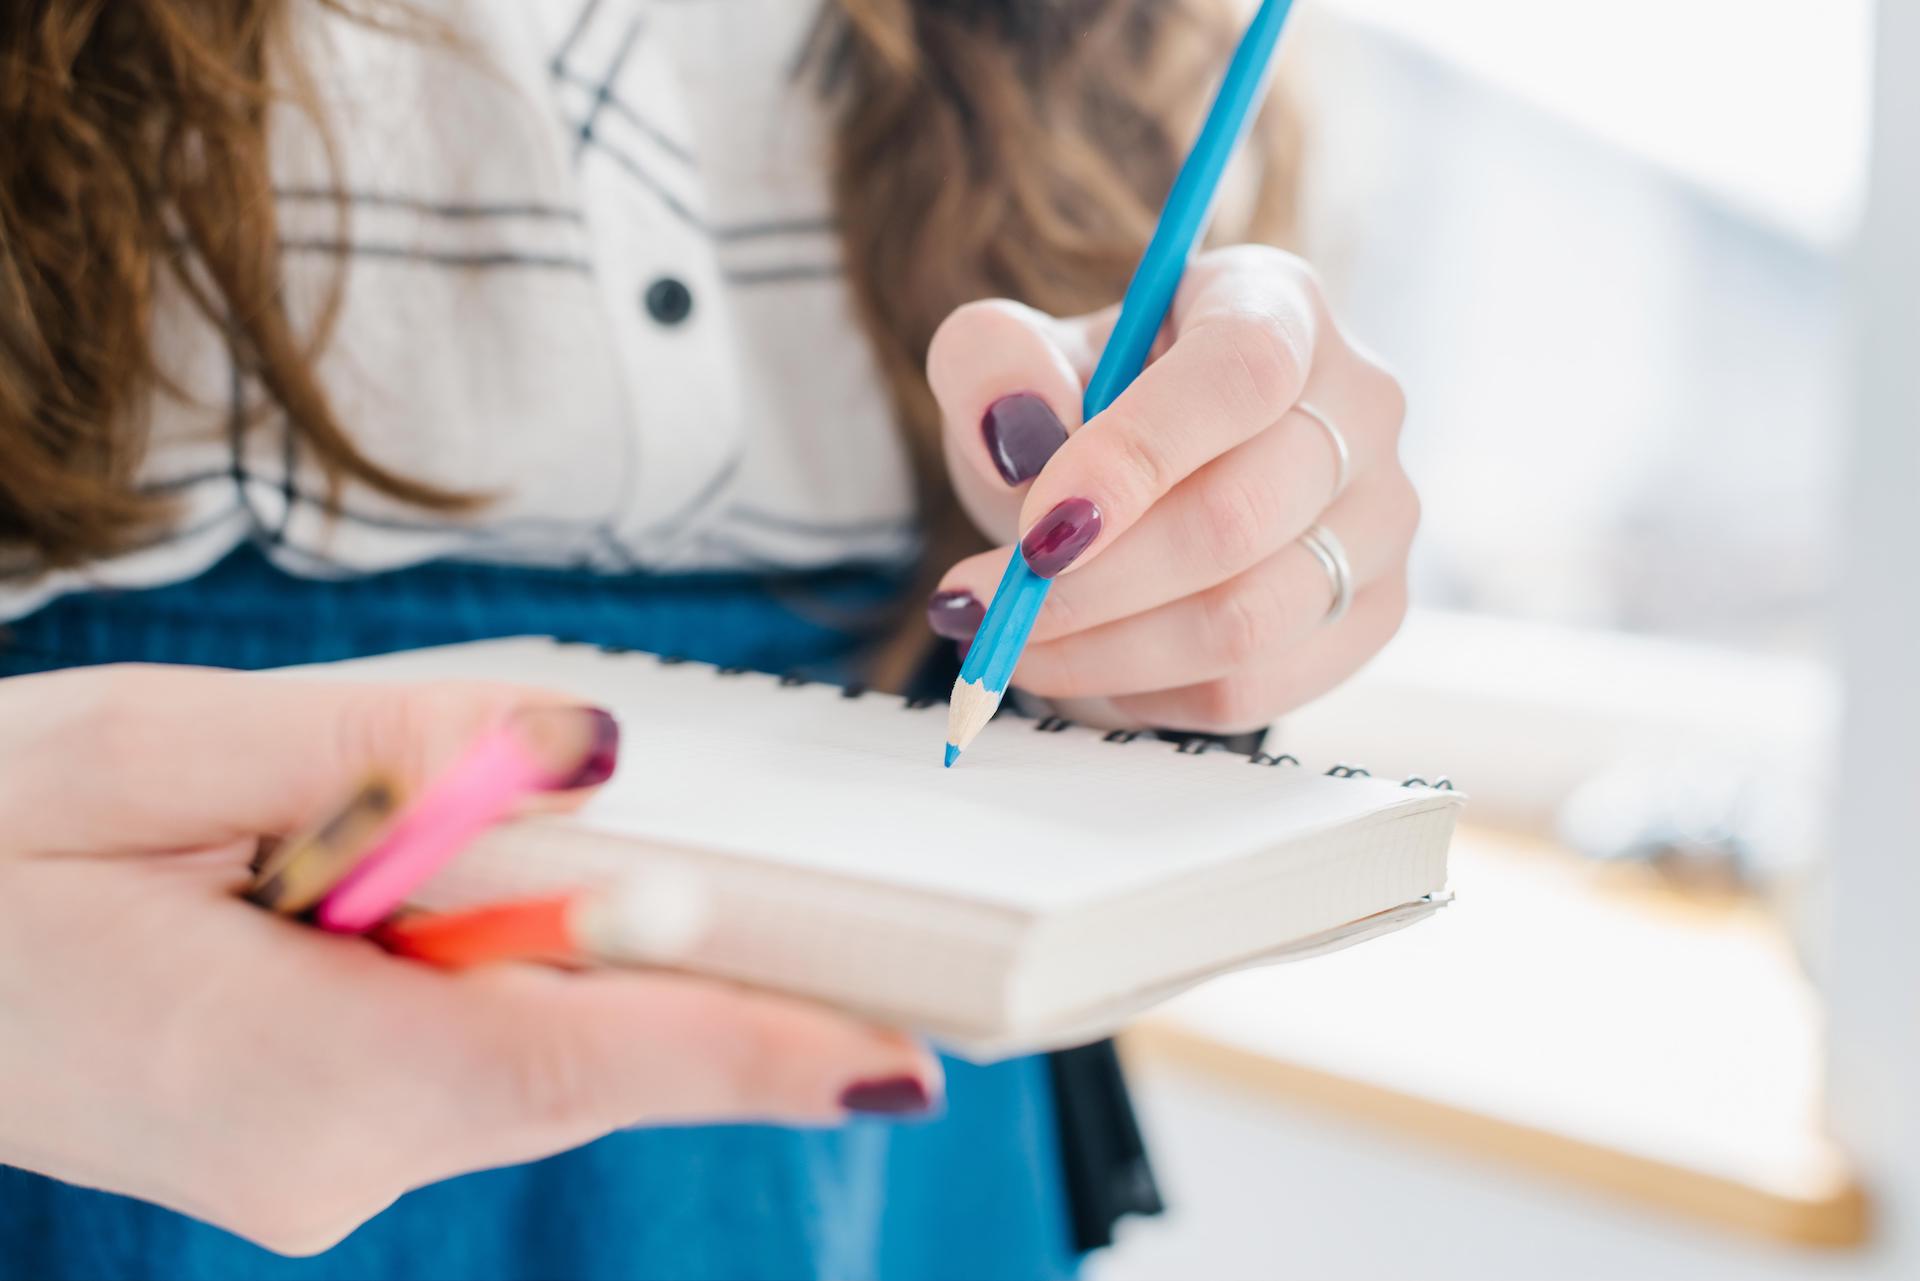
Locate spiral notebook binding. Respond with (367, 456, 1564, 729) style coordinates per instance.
(564, 639, 1455, 790)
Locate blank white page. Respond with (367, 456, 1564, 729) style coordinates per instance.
(322, 639, 1454, 911)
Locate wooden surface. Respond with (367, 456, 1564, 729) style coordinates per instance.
(1120, 827, 1870, 1248)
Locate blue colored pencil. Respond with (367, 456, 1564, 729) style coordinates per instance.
(944, 0, 1298, 767)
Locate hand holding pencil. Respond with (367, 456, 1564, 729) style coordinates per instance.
(930, 0, 1417, 757)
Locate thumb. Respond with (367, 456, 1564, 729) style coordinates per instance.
(1, 664, 585, 859)
(928, 299, 1108, 542)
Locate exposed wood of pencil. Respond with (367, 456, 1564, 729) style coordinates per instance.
(945, 676, 1004, 757)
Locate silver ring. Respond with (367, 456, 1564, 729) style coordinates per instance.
(1299, 523, 1353, 625)
(1294, 401, 1351, 501)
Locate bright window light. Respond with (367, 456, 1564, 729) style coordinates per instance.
(1315, 0, 1873, 243)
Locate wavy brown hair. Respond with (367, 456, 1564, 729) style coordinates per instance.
(0, 1, 475, 570)
(0, 0, 1298, 673)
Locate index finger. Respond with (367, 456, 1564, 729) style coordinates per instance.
(0, 666, 581, 861)
(1013, 246, 1321, 577)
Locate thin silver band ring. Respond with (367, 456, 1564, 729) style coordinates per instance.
(1299, 522, 1354, 626)
(1294, 401, 1352, 501)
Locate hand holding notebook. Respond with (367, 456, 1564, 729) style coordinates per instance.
(0, 662, 941, 1255)
(310, 638, 1463, 1058)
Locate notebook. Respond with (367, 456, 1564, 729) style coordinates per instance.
(312, 638, 1464, 1059)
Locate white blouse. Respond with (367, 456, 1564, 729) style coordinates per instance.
(0, 0, 918, 622)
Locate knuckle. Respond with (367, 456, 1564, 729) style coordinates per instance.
(1085, 412, 1178, 513)
(1205, 582, 1279, 669)
(1202, 310, 1306, 423)
(1197, 474, 1279, 573)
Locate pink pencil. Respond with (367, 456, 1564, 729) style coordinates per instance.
(315, 726, 550, 933)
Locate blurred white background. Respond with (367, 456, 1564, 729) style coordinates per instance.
(1311, 0, 1867, 653)
(1092, 3, 1914, 1278)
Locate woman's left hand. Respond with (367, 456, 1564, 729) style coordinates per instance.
(926, 245, 1417, 735)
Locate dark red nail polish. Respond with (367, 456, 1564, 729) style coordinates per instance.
(840, 1076, 934, 1116)
(1020, 498, 1102, 578)
(982, 393, 1069, 486)
(559, 708, 620, 789)
(927, 590, 985, 641)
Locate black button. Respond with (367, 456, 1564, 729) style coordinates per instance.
(644, 276, 694, 326)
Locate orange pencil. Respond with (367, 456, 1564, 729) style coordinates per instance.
(371, 875, 712, 970)
(373, 895, 581, 968)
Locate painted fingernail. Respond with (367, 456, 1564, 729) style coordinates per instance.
(559, 708, 621, 789)
(982, 393, 1069, 486)
(840, 1076, 934, 1116)
(927, 590, 985, 641)
(1020, 498, 1102, 578)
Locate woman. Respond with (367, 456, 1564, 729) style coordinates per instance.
(0, 1, 1417, 1278)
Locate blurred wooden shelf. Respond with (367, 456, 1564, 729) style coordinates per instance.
(1120, 826, 1870, 1248)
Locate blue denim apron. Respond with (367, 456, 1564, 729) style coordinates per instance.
(0, 547, 1079, 1281)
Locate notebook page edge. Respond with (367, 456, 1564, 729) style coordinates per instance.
(1005, 800, 1461, 1032)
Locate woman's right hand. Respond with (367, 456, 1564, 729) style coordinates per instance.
(0, 665, 940, 1255)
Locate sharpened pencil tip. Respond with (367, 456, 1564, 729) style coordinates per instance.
(944, 743, 961, 769)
